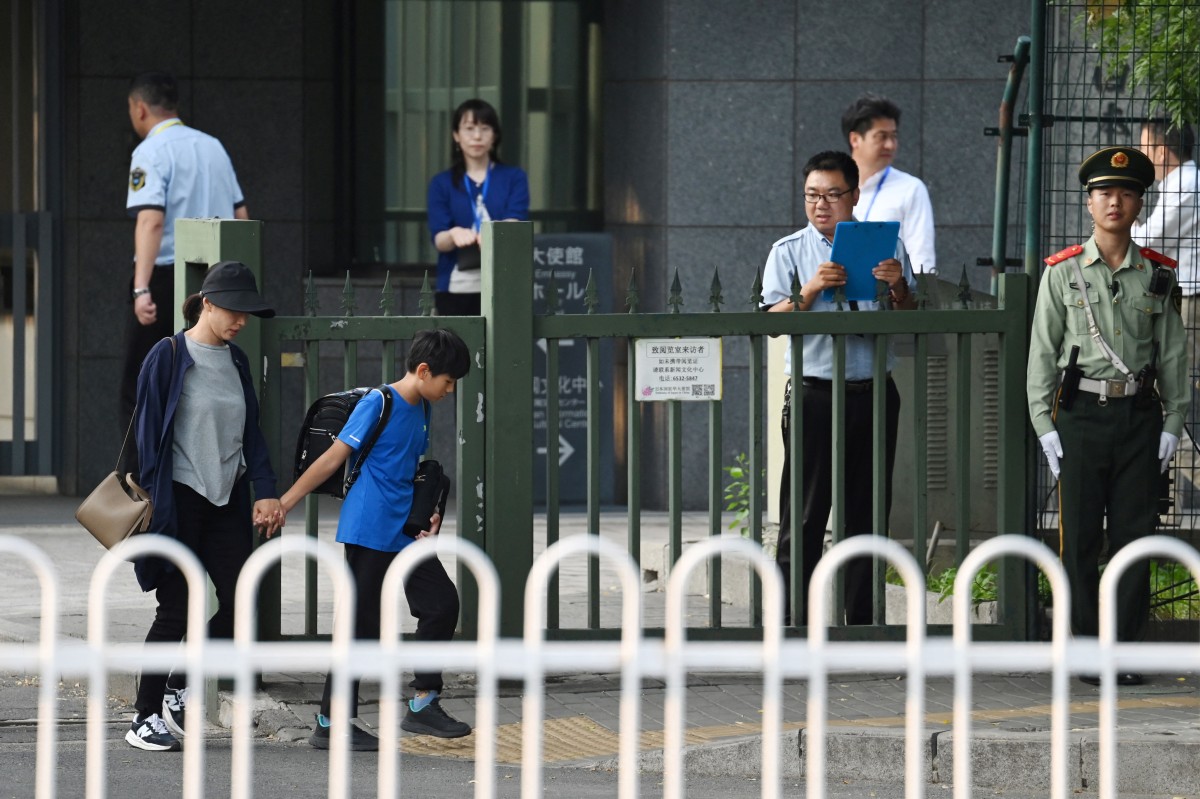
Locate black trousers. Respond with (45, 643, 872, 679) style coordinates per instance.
(121, 266, 174, 476)
(1055, 393, 1160, 641)
(319, 542, 461, 718)
(434, 291, 481, 317)
(776, 377, 900, 626)
(135, 480, 254, 717)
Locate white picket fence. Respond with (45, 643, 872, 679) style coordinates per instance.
(0, 531, 1198, 799)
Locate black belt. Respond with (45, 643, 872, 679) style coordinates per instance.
(798, 375, 887, 394)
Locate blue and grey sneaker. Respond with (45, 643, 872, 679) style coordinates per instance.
(125, 712, 181, 752)
(401, 695, 471, 739)
(162, 686, 188, 738)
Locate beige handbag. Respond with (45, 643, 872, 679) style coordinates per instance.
(75, 468, 153, 549)
(75, 337, 172, 548)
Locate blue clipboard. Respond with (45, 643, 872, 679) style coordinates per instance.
(822, 221, 901, 303)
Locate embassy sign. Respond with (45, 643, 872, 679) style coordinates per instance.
(532, 233, 614, 506)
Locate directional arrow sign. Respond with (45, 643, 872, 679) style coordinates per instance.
(536, 338, 577, 355)
(535, 434, 576, 466)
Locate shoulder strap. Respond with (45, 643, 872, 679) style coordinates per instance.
(118, 336, 176, 470)
(344, 384, 394, 494)
(1067, 259, 1135, 381)
(1044, 244, 1083, 267)
(1140, 246, 1178, 269)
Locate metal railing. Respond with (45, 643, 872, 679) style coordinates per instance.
(0, 531, 1197, 798)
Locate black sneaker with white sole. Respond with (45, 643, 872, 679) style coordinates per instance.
(126, 713, 181, 752)
(401, 698, 471, 739)
(162, 686, 189, 738)
(309, 714, 379, 751)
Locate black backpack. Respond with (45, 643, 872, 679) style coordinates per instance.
(293, 385, 393, 498)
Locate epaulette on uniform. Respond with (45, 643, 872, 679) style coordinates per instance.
(1140, 246, 1177, 269)
(1044, 244, 1083, 266)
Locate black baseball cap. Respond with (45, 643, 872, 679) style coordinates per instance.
(200, 261, 275, 318)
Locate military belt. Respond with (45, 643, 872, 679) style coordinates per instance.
(1077, 376, 1139, 398)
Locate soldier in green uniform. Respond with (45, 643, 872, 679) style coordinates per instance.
(1028, 146, 1188, 685)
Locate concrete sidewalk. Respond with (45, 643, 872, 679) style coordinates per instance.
(0, 494, 1197, 794)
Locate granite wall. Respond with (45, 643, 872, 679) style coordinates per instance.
(602, 0, 1032, 507)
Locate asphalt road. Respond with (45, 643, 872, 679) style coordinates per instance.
(0, 733, 1190, 799)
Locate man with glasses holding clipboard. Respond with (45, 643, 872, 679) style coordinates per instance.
(761, 150, 917, 627)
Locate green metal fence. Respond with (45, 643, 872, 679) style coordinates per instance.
(254, 221, 1035, 643)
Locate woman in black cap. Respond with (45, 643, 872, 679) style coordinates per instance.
(125, 260, 283, 751)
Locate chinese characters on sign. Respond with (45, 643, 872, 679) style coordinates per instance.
(634, 338, 723, 401)
(532, 233, 614, 505)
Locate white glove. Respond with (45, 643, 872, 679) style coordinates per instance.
(1159, 431, 1180, 473)
(1039, 431, 1063, 480)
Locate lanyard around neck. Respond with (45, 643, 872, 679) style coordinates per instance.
(149, 118, 184, 137)
(862, 165, 891, 221)
(464, 165, 492, 231)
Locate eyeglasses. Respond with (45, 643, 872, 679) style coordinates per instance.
(803, 189, 853, 204)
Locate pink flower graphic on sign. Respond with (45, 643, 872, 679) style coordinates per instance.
(641, 386, 653, 397)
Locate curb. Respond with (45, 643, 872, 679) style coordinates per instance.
(588, 726, 1200, 795)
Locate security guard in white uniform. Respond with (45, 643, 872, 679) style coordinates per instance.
(121, 71, 248, 471)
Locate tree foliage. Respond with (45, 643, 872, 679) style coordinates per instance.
(1085, 0, 1200, 128)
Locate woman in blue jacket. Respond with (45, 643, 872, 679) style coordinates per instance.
(129, 260, 282, 752)
(427, 98, 530, 316)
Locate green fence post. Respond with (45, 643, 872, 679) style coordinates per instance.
(481, 220, 535, 638)
(998, 272, 1033, 638)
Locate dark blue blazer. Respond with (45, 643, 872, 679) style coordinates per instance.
(134, 331, 278, 591)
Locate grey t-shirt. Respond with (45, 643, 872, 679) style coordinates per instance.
(172, 337, 247, 505)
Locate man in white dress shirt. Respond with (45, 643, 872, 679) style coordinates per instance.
(842, 94, 937, 275)
(1135, 121, 1200, 506)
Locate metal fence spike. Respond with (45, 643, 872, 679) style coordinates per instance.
(304, 270, 318, 317)
(958, 264, 973, 309)
(789, 269, 803, 310)
(626, 268, 640, 313)
(546, 273, 561, 315)
(419, 270, 434, 317)
(709, 268, 724, 312)
(379, 270, 394, 317)
(668, 269, 684, 314)
(584, 269, 599, 314)
(340, 271, 356, 317)
(750, 268, 764, 309)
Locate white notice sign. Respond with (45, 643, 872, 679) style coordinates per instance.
(635, 338, 723, 401)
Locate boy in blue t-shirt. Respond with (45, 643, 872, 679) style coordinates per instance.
(279, 329, 472, 750)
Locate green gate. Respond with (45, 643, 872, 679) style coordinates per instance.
(251, 221, 1035, 643)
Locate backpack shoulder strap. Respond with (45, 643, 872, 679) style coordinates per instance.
(344, 384, 394, 494)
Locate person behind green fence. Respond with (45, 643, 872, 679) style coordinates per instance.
(761, 150, 917, 628)
(278, 328, 473, 750)
(1027, 146, 1188, 686)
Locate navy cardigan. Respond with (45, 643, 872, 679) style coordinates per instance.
(134, 331, 278, 591)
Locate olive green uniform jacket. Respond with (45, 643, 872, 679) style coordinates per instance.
(1027, 236, 1188, 438)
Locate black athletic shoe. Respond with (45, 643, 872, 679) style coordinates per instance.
(125, 713, 182, 752)
(309, 715, 379, 751)
(401, 698, 471, 739)
(162, 686, 189, 738)
(1080, 672, 1145, 686)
